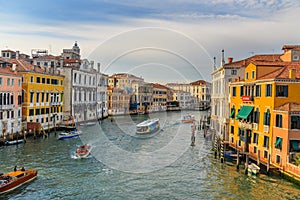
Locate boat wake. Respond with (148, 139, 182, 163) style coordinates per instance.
(71, 154, 92, 159)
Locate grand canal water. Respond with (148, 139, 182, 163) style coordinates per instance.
(1, 111, 300, 199)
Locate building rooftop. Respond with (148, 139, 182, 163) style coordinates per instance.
(275, 102, 300, 112)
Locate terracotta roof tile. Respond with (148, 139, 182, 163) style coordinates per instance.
(275, 102, 300, 112)
(223, 54, 282, 67)
(190, 80, 207, 85)
(258, 62, 300, 80)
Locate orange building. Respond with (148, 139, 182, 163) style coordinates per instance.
(229, 54, 300, 176)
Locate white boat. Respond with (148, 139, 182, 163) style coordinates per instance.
(79, 122, 97, 126)
(75, 144, 92, 158)
(136, 118, 160, 134)
(5, 139, 24, 145)
(58, 130, 81, 140)
(248, 163, 260, 175)
(181, 114, 195, 123)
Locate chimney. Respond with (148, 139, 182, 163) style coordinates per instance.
(213, 57, 216, 70)
(221, 49, 225, 67)
(97, 63, 101, 72)
(12, 64, 16, 71)
(289, 68, 296, 79)
(60, 57, 64, 68)
(91, 61, 94, 69)
(228, 57, 233, 63)
(16, 51, 20, 60)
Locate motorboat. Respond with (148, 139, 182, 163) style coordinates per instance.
(181, 114, 195, 123)
(75, 144, 92, 158)
(0, 169, 37, 194)
(58, 129, 81, 140)
(136, 118, 160, 134)
(4, 139, 24, 145)
(247, 163, 260, 175)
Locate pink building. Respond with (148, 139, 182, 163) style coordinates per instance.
(0, 60, 22, 137)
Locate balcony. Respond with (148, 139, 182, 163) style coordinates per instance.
(264, 125, 269, 133)
(252, 123, 258, 131)
(0, 105, 14, 110)
(50, 102, 62, 106)
(238, 121, 252, 130)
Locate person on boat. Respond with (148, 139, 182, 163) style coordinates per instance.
(14, 166, 18, 172)
(21, 167, 25, 171)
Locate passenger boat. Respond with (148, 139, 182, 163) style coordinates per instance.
(58, 129, 81, 140)
(181, 114, 195, 123)
(75, 144, 92, 158)
(4, 139, 24, 145)
(0, 169, 37, 194)
(247, 163, 260, 175)
(136, 118, 160, 134)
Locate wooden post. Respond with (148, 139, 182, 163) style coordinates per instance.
(267, 153, 270, 174)
(236, 150, 240, 170)
(23, 130, 27, 143)
(245, 154, 249, 174)
(33, 128, 36, 139)
(257, 150, 260, 166)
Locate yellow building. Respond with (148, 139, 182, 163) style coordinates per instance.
(229, 59, 300, 169)
(10, 59, 64, 132)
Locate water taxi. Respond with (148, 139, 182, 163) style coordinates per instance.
(181, 114, 195, 123)
(75, 144, 92, 158)
(0, 169, 37, 194)
(136, 118, 160, 134)
(58, 129, 81, 140)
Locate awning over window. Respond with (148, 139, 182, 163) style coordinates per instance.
(290, 140, 300, 151)
(230, 109, 235, 118)
(236, 106, 254, 120)
(275, 137, 282, 147)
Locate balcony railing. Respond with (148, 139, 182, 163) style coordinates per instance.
(252, 123, 258, 131)
(264, 125, 269, 133)
(0, 105, 14, 110)
(238, 121, 252, 130)
(50, 102, 62, 106)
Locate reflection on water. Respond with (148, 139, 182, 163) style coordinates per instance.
(0, 111, 299, 199)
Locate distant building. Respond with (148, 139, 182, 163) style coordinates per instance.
(0, 59, 22, 137)
(107, 87, 130, 115)
(189, 80, 211, 110)
(151, 83, 168, 112)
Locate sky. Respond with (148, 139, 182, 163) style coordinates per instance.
(1, 0, 300, 83)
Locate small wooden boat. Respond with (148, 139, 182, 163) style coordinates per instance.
(5, 139, 24, 145)
(0, 169, 37, 194)
(181, 114, 195, 123)
(58, 129, 81, 140)
(136, 118, 160, 134)
(75, 144, 92, 158)
(248, 163, 260, 175)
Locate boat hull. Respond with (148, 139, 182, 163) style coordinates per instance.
(5, 139, 24, 145)
(0, 170, 37, 194)
(136, 118, 160, 135)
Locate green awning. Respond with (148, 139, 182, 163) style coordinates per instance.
(236, 106, 254, 120)
(291, 140, 300, 151)
(230, 109, 235, 118)
(275, 137, 282, 147)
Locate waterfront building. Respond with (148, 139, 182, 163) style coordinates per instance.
(107, 87, 130, 115)
(0, 59, 22, 138)
(96, 64, 108, 119)
(189, 80, 211, 110)
(229, 45, 300, 175)
(166, 83, 190, 93)
(211, 51, 282, 140)
(172, 90, 192, 109)
(9, 59, 64, 132)
(61, 59, 107, 122)
(151, 83, 168, 112)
